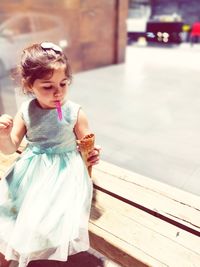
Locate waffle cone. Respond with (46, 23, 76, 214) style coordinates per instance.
(77, 133, 95, 177)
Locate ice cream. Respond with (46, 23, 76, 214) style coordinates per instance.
(77, 133, 95, 177)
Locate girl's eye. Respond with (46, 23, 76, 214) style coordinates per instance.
(43, 86, 53, 90)
(42, 83, 67, 90)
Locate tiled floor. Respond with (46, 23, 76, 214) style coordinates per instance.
(1, 43, 200, 197)
(69, 43, 200, 196)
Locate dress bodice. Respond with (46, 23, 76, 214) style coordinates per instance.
(20, 99, 80, 150)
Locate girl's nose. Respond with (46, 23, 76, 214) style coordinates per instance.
(54, 87, 62, 97)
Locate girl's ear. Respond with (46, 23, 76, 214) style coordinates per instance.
(22, 78, 33, 93)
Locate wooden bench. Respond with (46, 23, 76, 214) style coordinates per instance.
(1, 149, 200, 267)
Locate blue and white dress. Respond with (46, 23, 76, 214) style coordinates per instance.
(0, 99, 93, 267)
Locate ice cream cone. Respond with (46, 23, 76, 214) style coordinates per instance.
(77, 133, 95, 177)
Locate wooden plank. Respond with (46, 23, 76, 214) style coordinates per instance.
(0, 152, 20, 179)
(0, 139, 26, 178)
(91, 189, 200, 255)
(89, 227, 155, 267)
(89, 189, 200, 267)
(92, 161, 200, 234)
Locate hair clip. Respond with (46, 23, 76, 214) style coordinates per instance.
(41, 42, 62, 53)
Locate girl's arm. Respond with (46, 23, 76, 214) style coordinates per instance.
(0, 111, 26, 154)
(74, 109, 100, 166)
(74, 109, 90, 140)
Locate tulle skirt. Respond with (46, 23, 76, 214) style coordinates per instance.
(0, 145, 93, 267)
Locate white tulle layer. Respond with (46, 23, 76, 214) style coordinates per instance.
(0, 147, 93, 267)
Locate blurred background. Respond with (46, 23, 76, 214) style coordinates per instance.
(1, 0, 200, 197)
(127, 0, 200, 45)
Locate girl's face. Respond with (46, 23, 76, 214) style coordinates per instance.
(28, 67, 68, 109)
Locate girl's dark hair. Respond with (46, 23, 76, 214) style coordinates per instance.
(17, 42, 72, 92)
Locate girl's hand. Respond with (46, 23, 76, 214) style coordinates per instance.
(0, 114, 13, 139)
(87, 145, 101, 166)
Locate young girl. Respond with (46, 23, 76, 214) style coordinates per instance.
(0, 42, 100, 267)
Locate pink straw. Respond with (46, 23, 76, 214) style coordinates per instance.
(55, 101, 63, 121)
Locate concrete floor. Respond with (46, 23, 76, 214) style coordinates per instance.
(1, 43, 200, 197)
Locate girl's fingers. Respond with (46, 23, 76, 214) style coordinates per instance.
(0, 121, 12, 127)
(0, 121, 13, 129)
(0, 124, 8, 129)
(0, 115, 13, 127)
(88, 157, 100, 164)
(87, 145, 101, 166)
(0, 116, 13, 132)
(77, 144, 101, 166)
(89, 145, 101, 156)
